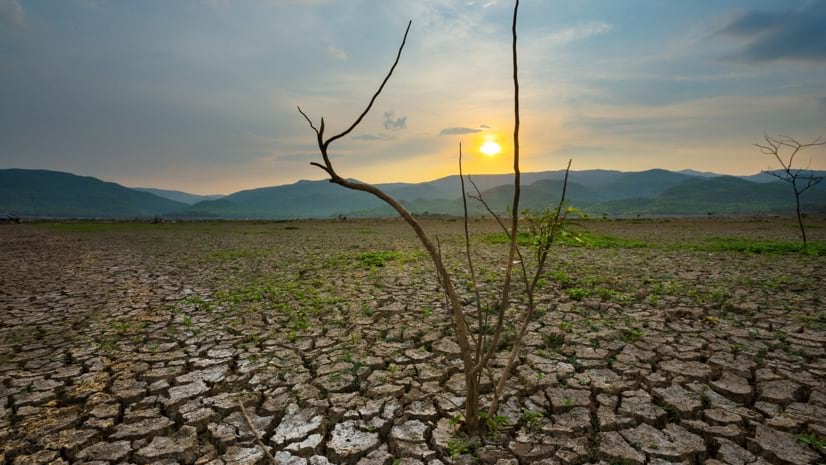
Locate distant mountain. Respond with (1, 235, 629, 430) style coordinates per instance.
(677, 169, 719, 178)
(133, 187, 224, 205)
(598, 169, 693, 200)
(0, 169, 187, 218)
(587, 176, 826, 216)
(3, 167, 825, 219)
(740, 170, 826, 190)
(174, 168, 826, 219)
(177, 180, 387, 219)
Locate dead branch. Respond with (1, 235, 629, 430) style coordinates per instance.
(298, 19, 486, 430)
(459, 143, 485, 359)
(238, 399, 276, 465)
(471, 0, 521, 378)
(490, 158, 572, 413)
(296, 0, 561, 434)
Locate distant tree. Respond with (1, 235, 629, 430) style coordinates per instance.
(296, 0, 571, 436)
(755, 134, 824, 246)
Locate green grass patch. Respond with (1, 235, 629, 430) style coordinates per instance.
(355, 250, 424, 268)
(557, 231, 649, 249)
(620, 328, 645, 343)
(356, 251, 402, 267)
(595, 287, 635, 304)
(693, 237, 825, 255)
(483, 231, 648, 249)
(483, 229, 823, 255)
(205, 248, 260, 262)
(565, 287, 592, 301)
(483, 232, 534, 246)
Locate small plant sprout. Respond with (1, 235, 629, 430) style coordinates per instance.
(520, 409, 544, 432)
(446, 438, 470, 459)
(478, 410, 510, 437)
(795, 432, 826, 450)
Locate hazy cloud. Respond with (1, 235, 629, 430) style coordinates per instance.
(383, 110, 407, 131)
(820, 96, 826, 119)
(440, 127, 481, 135)
(542, 21, 611, 47)
(352, 133, 395, 141)
(439, 124, 493, 135)
(0, 0, 25, 30)
(465, 1, 497, 8)
(720, 1, 826, 63)
(327, 45, 348, 61)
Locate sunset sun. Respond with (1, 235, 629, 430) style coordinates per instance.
(480, 141, 502, 157)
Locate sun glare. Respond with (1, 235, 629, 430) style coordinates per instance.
(480, 141, 501, 157)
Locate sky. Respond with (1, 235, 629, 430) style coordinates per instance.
(1, 0, 825, 195)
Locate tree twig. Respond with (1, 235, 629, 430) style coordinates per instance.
(472, 0, 521, 377)
(459, 142, 485, 362)
(238, 399, 276, 465)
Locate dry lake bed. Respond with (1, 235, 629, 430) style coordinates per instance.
(1, 217, 825, 465)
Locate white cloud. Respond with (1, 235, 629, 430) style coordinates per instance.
(539, 21, 611, 48)
(327, 45, 348, 61)
(0, 0, 25, 30)
(465, 0, 497, 8)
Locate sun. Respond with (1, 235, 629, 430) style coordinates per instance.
(480, 141, 501, 157)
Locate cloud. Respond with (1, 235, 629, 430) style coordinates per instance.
(540, 21, 611, 48)
(439, 127, 481, 135)
(439, 124, 492, 135)
(465, 0, 497, 8)
(0, 0, 25, 30)
(352, 133, 395, 141)
(327, 46, 348, 61)
(720, 1, 826, 63)
(820, 96, 826, 119)
(383, 110, 407, 130)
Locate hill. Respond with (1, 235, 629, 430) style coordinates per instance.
(0, 169, 187, 218)
(740, 170, 826, 190)
(173, 169, 686, 218)
(3, 168, 825, 219)
(132, 187, 223, 205)
(588, 176, 826, 216)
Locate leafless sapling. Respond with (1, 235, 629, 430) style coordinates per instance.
(755, 134, 825, 246)
(297, 0, 571, 436)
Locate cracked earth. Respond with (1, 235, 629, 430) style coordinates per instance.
(1, 218, 824, 465)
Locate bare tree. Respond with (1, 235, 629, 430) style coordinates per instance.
(297, 0, 571, 436)
(755, 134, 825, 247)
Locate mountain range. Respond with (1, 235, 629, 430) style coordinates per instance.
(132, 187, 224, 205)
(1, 168, 825, 219)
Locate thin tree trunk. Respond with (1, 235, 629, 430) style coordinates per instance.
(794, 189, 807, 247)
(464, 371, 480, 435)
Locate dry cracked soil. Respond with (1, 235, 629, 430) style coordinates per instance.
(1, 217, 825, 465)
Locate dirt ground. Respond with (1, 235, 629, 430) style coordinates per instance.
(1, 217, 824, 465)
